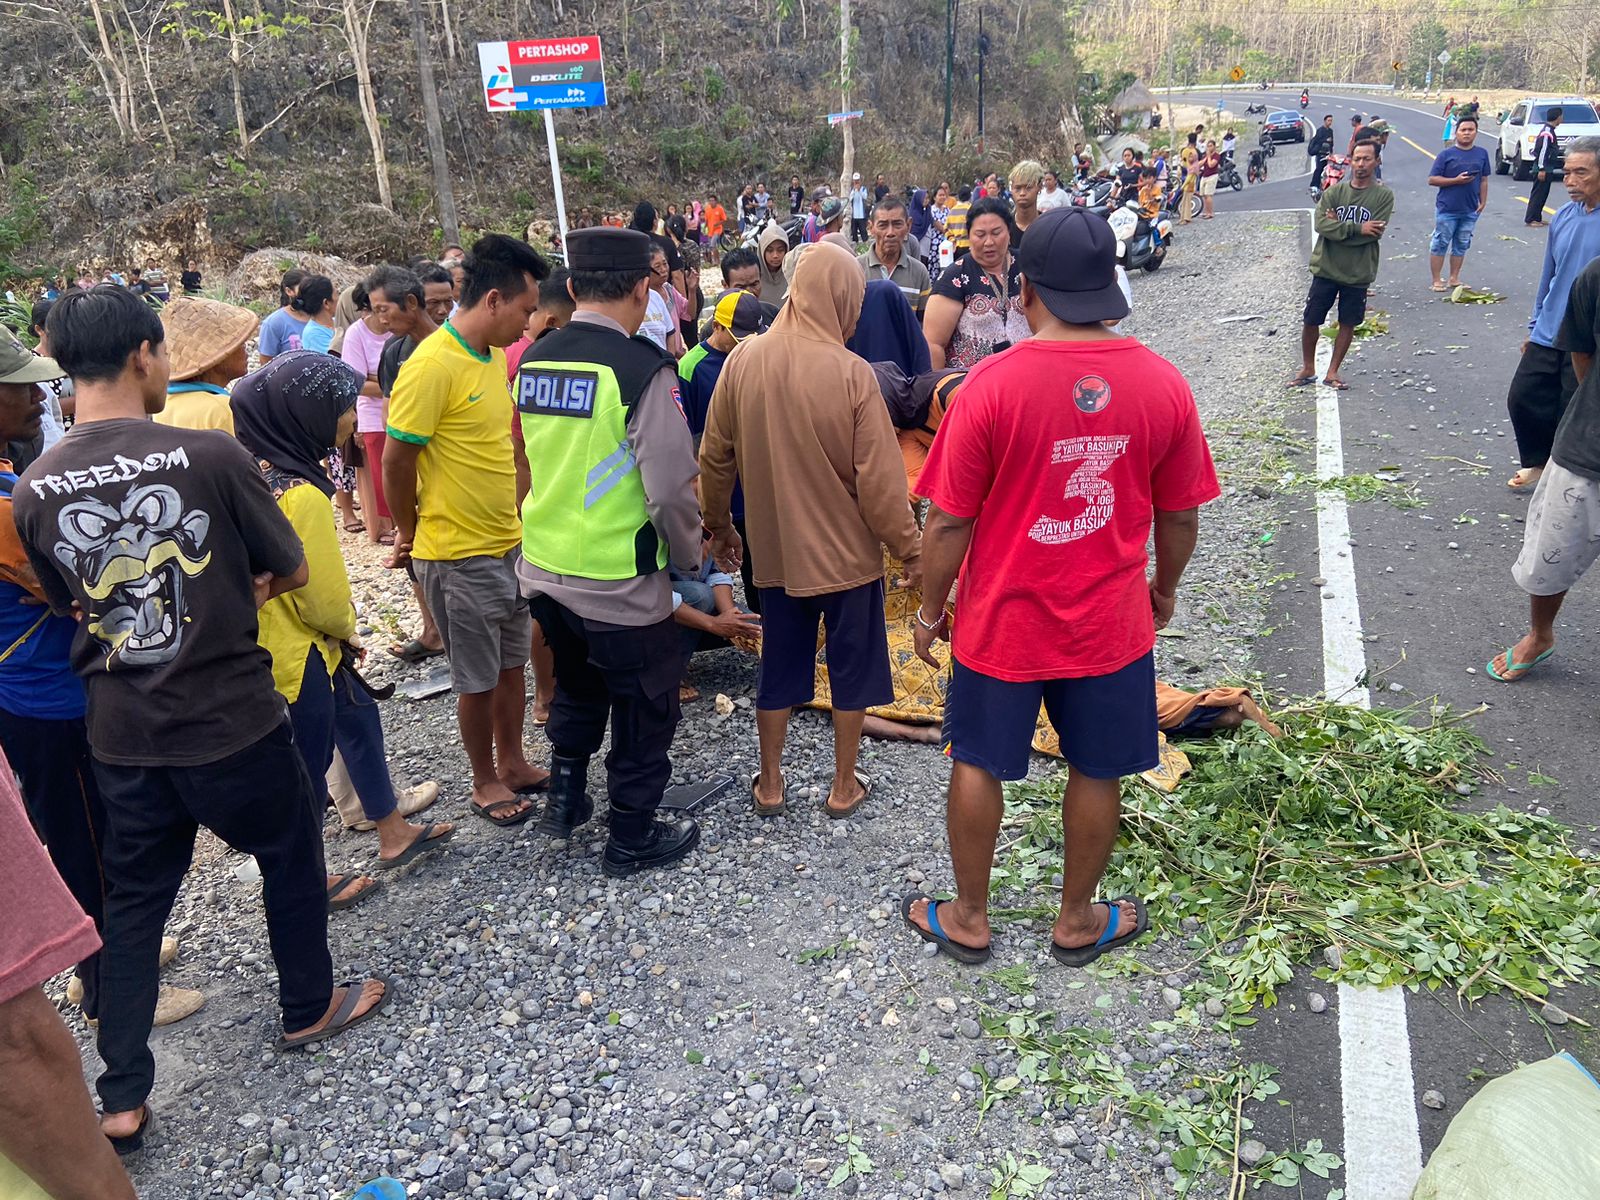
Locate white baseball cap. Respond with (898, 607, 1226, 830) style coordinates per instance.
(852, 172, 861, 180)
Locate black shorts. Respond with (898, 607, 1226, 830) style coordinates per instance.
(756, 579, 892, 711)
(1303, 275, 1368, 329)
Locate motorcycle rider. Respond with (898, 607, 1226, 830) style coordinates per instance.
(1308, 114, 1336, 193)
(1300, 89, 1310, 109)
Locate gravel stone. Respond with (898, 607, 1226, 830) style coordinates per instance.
(1238, 1139, 1268, 1167)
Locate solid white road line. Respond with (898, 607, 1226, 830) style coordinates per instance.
(1311, 289, 1425, 1198)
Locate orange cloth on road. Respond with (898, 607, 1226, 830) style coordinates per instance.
(1155, 682, 1283, 737)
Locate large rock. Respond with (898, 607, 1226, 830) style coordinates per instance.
(225, 248, 372, 307)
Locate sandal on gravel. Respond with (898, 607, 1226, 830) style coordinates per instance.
(1051, 896, 1150, 968)
(1286, 374, 1316, 387)
(104, 1104, 155, 1157)
(901, 892, 991, 964)
(825, 771, 871, 819)
(750, 771, 786, 817)
(374, 822, 453, 871)
(327, 873, 382, 912)
(1322, 377, 1350, 391)
(275, 975, 394, 1052)
(388, 638, 444, 663)
(472, 795, 534, 826)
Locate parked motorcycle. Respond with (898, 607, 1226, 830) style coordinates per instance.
(1217, 154, 1244, 192)
(1108, 200, 1171, 273)
(1247, 148, 1270, 184)
(1245, 102, 1268, 116)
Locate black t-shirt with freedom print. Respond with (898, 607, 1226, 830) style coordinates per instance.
(15, 418, 304, 766)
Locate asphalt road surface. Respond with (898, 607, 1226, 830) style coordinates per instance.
(1165, 87, 1598, 1199)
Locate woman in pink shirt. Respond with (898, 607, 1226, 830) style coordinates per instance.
(338, 287, 394, 543)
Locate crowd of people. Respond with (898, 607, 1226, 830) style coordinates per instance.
(0, 147, 1232, 1190)
(6, 103, 1600, 1196)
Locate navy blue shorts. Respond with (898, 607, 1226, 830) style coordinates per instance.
(942, 652, 1159, 781)
(756, 580, 893, 712)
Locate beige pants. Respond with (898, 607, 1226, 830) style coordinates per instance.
(327, 750, 365, 827)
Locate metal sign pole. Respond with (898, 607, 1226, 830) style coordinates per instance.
(543, 108, 569, 249)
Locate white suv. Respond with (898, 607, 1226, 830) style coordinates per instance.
(1497, 97, 1600, 180)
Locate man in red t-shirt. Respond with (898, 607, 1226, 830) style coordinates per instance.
(904, 207, 1219, 967)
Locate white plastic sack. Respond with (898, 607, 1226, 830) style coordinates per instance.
(1412, 1052, 1600, 1200)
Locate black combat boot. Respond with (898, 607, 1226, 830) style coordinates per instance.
(537, 754, 594, 838)
(601, 812, 701, 878)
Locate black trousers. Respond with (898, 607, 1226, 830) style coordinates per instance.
(851, 217, 868, 242)
(530, 595, 681, 844)
(0, 708, 106, 1018)
(91, 719, 332, 1112)
(1526, 174, 1554, 223)
(1507, 342, 1578, 468)
(734, 516, 760, 615)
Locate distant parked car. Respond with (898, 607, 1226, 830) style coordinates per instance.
(1496, 97, 1600, 180)
(1261, 110, 1306, 144)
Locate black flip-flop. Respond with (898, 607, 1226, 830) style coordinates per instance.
(901, 891, 992, 964)
(374, 822, 454, 871)
(750, 771, 786, 817)
(388, 638, 444, 664)
(1322, 377, 1351, 391)
(472, 795, 535, 826)
(275, 974, 395, 1052)
(104, 1104, 155, 1157)
(327, 873, 382, 912)
(1050, 896, 1150, 967)
(510, 773, 552, 797)
(825, 771, 871, 820)
(1286, 374, 1317, 387)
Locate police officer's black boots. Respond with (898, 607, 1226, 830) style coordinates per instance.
(601, 811, 701, 878)
(537, 754, 594, 838)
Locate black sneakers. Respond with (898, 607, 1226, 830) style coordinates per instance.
(601, 814, 701, 878)
(537, 755, 594, 838)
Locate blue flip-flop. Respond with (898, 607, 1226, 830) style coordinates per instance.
(1050, 896, 1150, 967)
(901, 891, 992, 964)
(1485, 646, 1553, 682)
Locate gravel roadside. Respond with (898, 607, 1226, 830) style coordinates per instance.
(81, 211, 1315, 1200)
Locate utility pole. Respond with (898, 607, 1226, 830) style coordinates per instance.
(943, 0, 956, 148)
(838, 0, 855, 197)
(976, 7, 988, 155)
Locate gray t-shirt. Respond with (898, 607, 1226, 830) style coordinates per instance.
(1553, 259, 1600, 480)
(15, 418, 304, 766)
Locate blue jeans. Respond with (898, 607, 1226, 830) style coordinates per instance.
(673, 579, 719, 665)
(1430, 210, 1480, 257)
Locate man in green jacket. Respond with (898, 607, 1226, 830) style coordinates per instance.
(1288, 140, 1393, 390)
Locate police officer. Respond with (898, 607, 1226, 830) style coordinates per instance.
(513, 227, 710, 877)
